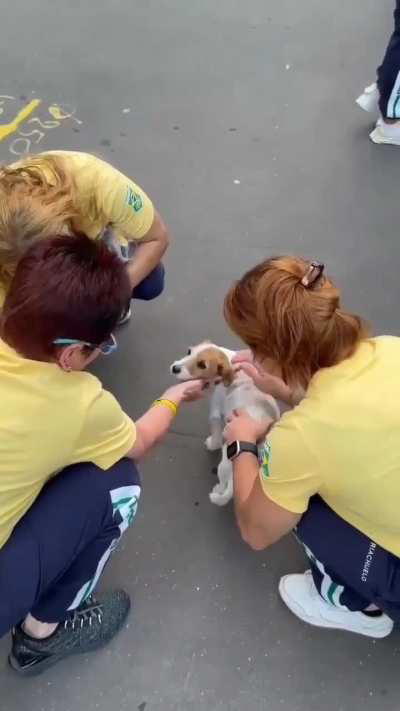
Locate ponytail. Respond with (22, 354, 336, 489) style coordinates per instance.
(224, 256, 369, 388)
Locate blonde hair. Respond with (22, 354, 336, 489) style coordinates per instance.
(224, 256, 370, 389)
(0, 154, 78, 276)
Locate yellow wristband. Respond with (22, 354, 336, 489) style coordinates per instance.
(152, 398, 179, 416)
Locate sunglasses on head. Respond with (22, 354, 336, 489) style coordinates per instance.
(53, 333, 117, 356)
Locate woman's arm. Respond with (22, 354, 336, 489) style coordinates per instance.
(233, 358, 303, 407)
(82, 154, 170, 290)
(232, 455, 301, 550)
(127, 380, 205, 460)
(126, 211, 170, 289)
(224, 410, 300, 550)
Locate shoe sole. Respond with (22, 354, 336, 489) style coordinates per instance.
(278, 579, 393, 638)
(369, 127, 400, 146)
(8, 651, 64, 677)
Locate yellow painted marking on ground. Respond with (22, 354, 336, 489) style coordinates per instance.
(48, 105, 67, 120)
(48, 105, 82, 123)
(0, 99, 41, 142)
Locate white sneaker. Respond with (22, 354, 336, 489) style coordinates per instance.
(279, 570, 393, 638)
(356, 82, 380, 113)
(370, 116, 400, 145)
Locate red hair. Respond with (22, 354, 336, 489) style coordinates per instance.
(224, 256, 369, 388)
(1, 233, 131, 361)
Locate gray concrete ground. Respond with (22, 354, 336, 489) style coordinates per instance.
(1, 0, 400, 709)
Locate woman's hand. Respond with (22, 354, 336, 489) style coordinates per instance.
(128, 380, 207, 460)
(232, 349, 254, 364)
(233, 358, 293, 405)
(163, 380, 208, 405)
(223, 409, 274, 444)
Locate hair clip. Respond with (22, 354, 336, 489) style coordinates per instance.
(301, 261, 324, 288)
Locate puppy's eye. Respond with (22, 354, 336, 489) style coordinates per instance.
(197, 360, 206, 369)
(187, 348, 192, 355)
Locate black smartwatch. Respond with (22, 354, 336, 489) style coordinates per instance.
(226, 440, 258, 461)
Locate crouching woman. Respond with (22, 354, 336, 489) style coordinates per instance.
(0, 233, 203, 674)
(224, 256, 400, 639)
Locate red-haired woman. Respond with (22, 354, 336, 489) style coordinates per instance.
(223, 257, 400, 638)
(0, 234, 204, 675)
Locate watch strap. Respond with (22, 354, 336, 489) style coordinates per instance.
(237, 441, 258, 458)
(227, 440, 258, 460)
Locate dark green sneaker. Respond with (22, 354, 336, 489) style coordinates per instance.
(8, 590, 131, 677)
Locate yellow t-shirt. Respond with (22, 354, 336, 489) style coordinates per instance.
(0, 339, 136, 549)
(46, 150, 154, 241)
(0, 150, 155, 306)
(260, 336, 400, 556)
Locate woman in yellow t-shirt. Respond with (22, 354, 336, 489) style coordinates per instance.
(0, 233, 204, 675)
(0, 150, 170, 320)
(223, 256, 400, 639)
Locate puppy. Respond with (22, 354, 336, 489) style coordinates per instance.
(171, 342, 280, 506)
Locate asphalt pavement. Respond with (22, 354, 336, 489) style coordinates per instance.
(1, 1, 400, 710)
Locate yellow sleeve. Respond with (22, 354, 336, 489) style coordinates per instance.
(83, 154, 154, 241)
(72, 388, 136, 470)
(259, 415, 321, 514)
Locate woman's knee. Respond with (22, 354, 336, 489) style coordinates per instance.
(106, 457, 141, 488)
(103, 459, 142, 534)
(63, 457, 140, 491)
(132, 263, 165, 301)
(35, 458, 141, 537)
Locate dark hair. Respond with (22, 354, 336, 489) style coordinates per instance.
(1, 233, 131, 361)
(224, 255, 369, 388)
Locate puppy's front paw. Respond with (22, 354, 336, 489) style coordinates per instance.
(205, 436, 222, 451)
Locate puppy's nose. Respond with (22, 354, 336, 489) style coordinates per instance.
(172, 364, 181, 374)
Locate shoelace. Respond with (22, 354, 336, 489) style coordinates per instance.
(64, 595, 103, 631)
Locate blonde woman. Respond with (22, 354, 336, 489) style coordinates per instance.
(0, 150, 169, 320)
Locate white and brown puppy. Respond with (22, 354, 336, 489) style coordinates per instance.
(171, 343, 280, 506)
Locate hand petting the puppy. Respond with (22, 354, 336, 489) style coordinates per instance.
(232, 349, 254, 363)
(130, 379, 207, 460)
(232, 353, 300, 406)
(223, 408, 274, 444)
(163, 379, 208, 404)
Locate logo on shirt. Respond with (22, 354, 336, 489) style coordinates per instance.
(260, 441, 271, 479)
(126, 186, 143, 213)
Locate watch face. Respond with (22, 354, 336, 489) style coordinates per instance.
(227, 441, 239, 460)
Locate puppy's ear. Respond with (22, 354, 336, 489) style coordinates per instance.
(216, 356, 234, 387)
(195, 348, 234, 385)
